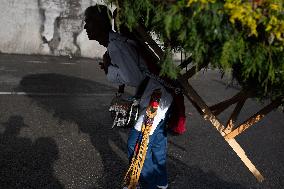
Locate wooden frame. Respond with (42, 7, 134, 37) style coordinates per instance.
(133, 24, 284, 182)
(224, 98, 283, 139)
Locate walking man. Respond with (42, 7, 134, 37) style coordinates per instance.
(84, 5, 174, 189)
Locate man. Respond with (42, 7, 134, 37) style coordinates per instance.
(84, 5, 172, 189)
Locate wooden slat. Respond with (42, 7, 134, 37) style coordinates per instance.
(209, 90, 247, 116)
(179, 78, 264, 182)
(224, 95, 247, 133)
(225, 138, 264, 182)
(180, 62, 209, 81)
(179, 78, 226, 134)
(134, 25, 164, 59)
(225, 98, 283, 139)
(178, 56, 193, 69)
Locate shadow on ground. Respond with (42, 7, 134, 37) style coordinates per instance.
(15, 73, 248, 189)
(0, 115, 63, 189)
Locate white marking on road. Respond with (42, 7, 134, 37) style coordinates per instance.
(60, 62, 76, 65)
(0, 66, 17, 72)
(0, 92, 113, 96)
(26, 60, 48, 64)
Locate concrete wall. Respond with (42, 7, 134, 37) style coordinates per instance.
(0, 0, 106, 58)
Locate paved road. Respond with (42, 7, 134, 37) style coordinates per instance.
(0, 53, 283, 189)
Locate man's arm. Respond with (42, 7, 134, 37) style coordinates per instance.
(99, 51, 111, 74)
(99, 51, 126, 84)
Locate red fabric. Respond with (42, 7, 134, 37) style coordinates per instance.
(145, 62, 187, 134)
(137, 41, 187, 135)
(169, 116, 186, 134)
(167, 93, 186, 134)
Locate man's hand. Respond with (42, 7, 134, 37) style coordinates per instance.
(99, 51, 111, 74)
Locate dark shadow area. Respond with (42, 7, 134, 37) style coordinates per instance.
(19, 73, 248, 188)
(0, 115, 63, 189)
(19, 73, 129, 188)
(18, 73, 116, 94)
(167, 155, 249, 189)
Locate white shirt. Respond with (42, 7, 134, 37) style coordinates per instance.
(107, 32, 172, 135)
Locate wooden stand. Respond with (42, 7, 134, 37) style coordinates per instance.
(134, 25, 284, 182)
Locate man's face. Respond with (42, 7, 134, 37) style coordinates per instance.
(84, 16, 108, 47)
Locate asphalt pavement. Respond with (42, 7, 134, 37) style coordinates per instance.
(0, 53, 283, 189)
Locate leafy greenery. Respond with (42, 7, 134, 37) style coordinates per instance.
(106, 0, 284, 102)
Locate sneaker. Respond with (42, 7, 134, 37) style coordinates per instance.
(157, 184, 168, 189)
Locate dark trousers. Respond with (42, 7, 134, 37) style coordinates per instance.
(127, 118, 168, 189)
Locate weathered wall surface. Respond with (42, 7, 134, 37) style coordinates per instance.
(0, 0, 106, 58)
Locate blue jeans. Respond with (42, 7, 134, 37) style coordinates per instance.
(127, 118, 168, 189)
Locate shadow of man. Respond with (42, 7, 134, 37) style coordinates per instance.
(19, 73, 130, 188)
(0, 115, 63, 189)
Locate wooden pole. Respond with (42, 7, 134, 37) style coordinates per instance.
(225, 98, 283, 139)
(225, 138, 264, 182)
(224, 95, 248, 133)
(209, 90, 247, 116)
(179, 78, 225, 133)
(178, 78, 264, 182)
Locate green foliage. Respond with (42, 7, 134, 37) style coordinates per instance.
(160, 49, 181, 79)
(106, 0, 284, 101)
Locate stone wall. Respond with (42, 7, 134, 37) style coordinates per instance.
(0, 0, 107, 58)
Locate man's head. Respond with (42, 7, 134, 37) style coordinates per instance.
(84, 5, 112, 47)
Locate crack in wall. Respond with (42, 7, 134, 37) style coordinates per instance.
(1, 0, 105, 57)
(38, 0, 63, 55)
(49, 17, 61, 54)
(55, 0, 84, 57)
